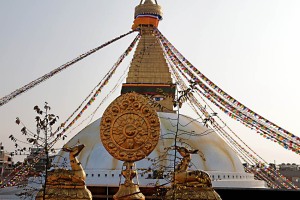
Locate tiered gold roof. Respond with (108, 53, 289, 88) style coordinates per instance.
(122, 0, 175, 112)
(126, 31, 171, 84)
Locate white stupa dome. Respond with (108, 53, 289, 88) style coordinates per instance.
(54, 112, 267, 188)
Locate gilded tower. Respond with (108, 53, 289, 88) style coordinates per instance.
(121, 0, 175, 113)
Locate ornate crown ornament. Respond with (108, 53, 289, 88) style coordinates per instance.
(134, 0, 163, 20)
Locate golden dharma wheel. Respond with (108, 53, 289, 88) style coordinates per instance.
(100, 92, 160, 162)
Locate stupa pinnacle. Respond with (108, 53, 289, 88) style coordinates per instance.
(132, 0, 163, 29)
(122, 0, 175, 112)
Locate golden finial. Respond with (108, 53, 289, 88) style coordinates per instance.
(132, 0, 163, 29)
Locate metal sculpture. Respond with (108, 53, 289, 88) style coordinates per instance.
(35, 144, 92, 200)
(100, 92, 160, 200)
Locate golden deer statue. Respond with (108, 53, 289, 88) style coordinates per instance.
(165, 146, 222, 200)
(173, 146, 211, 187)
(35, 144, 92, 200)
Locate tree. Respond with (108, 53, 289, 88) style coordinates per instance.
(7, 102, 66, 199)
(139, 83, 217, 199)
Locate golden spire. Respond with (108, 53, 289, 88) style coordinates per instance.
(132, 0, 163, 30)
(122, 0, 175, 113)
(134, 0, 163, 18)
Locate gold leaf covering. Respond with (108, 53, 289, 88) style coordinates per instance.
(134, 0, 163, 19)
(100, 92, 160, 162)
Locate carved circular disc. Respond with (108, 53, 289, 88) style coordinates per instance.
(100, 92, 160, 162)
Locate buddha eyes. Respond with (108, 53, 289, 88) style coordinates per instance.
(153, 96, 164, 101)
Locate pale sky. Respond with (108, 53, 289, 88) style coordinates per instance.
(0, 0, 299, 165)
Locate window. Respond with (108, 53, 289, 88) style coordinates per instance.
(98, 174, 100, 177)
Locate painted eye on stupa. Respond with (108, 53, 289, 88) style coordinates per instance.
(153, 96, 164, 101)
